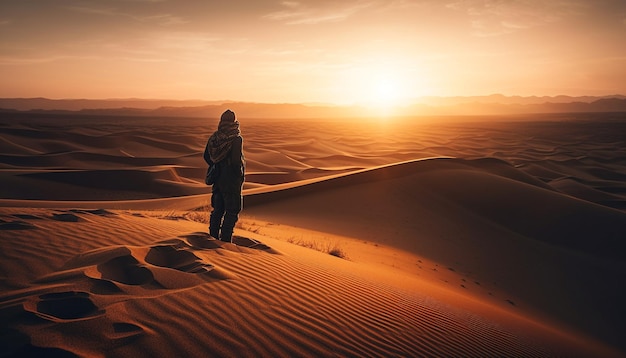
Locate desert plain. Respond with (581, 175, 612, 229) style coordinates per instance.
(1, 112, 625, 357)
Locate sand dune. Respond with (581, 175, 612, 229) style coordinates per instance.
(0, 208, 621, 357)
(245, 157, 626, 350)
(1, 114, 625, 210)
(1, 113, 625, 356)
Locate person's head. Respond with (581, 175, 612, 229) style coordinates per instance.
(220, 109, 236, 123)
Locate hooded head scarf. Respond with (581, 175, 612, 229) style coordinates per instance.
(208, 110, 240, 163)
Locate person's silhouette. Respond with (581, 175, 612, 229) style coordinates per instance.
(203, 109, 245, 242)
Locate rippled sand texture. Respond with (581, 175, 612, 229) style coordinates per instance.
(1, 113, 625, 357)
(1, 208, 622, 357)
(1, 114, 625, 210)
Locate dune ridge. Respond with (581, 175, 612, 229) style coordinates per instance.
(243, 156, 626, 352)
(1, 114, 625, 211)
(1, 114, 626, 356)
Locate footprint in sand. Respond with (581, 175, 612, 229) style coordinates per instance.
(16, 290, 145, 355)
(24, 291, 104, 321)
(179, 232, 223, 249)
(171, 231, 280, 254)
(146, 244, 214, 274)
(97, 255, 155, 285)
(77, 232, 279, 292)
(107, 322, 145, 342)
(4, 231, 276, 356)
(232, 235, 276, 252)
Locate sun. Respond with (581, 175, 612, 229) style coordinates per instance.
(372, 78, 402, 107)
(335, 59, 424, 114)
(364, 74, 409, 114)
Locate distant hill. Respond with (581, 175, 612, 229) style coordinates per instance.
(415, 94, 626, 106)
(0, 98, 228, 111)
(0, 99, 364, 119)
(406, 97, 626, 116)
(1, 95, 626, 118)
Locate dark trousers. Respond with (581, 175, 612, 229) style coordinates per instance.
(209, 189, 242, 242)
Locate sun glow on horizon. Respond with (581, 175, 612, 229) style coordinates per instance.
(1, 2, 623, 104)
(370, 77, 407, 108)
(337, 59, 423, 115)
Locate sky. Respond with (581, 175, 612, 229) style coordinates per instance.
(1, 0, 625, 105)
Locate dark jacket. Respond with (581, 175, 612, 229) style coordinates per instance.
(204, 136, 245, 193)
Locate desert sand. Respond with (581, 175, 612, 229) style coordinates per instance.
(1, 112, 625, 357)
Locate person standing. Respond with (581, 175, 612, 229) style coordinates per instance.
(203, 109, 245, 242)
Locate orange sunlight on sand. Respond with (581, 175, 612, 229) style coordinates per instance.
(1, 114, 625, 357)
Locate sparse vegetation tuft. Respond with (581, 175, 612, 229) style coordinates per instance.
(287, 236, 348, 259)
(183, 203, 212, 224)
(237, 220, 263, 234)
(328, 244, 347, 259)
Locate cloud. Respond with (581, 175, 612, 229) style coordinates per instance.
(446, 0, 587, 36)
(264, 1, 376, 25)
(0, 54, 95, 66)
(66, 4, 188, 26)
(135, 14, 188, 25)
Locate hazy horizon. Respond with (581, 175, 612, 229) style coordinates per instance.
(3, 92, 626, 104)
(1, 1, 626, 108)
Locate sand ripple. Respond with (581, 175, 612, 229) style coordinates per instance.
(1, 114, 624, 211)
(1, 208, 609, 357)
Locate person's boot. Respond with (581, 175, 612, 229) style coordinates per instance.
(209, 216, 221, 240)
(220, 229, 233, 243)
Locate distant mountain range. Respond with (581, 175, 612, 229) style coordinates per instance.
(0, 98, 230, 111)
(1, 95, 626, 118)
